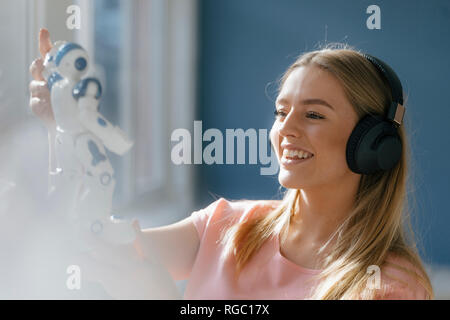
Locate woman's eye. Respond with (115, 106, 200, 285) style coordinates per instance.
(274, 109, 324, 120)
(306, 111, 325, 119)
(273, 109, 286, 118)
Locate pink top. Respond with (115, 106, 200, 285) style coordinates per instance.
(183, 197, 430, 300)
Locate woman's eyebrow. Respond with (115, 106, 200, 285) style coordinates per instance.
(276, 97, 335, 111)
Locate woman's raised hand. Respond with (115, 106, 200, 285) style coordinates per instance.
(29, 28, 56, 129)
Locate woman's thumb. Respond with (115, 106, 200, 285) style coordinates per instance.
(39, 28, 53, 58)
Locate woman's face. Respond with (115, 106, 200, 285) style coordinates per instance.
(270, 65, 360, 189)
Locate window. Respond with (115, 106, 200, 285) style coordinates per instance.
(77, 0, 198, 219)
(21, 0, 197, 220)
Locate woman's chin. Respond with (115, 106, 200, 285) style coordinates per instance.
(278, 174, 308, 189)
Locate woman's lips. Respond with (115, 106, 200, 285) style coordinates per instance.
(280, 154, 314, 167)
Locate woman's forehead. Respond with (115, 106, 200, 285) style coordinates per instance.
(278, 65, 349, 111)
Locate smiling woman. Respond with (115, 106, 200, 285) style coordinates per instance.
(182, 44, 434, 300)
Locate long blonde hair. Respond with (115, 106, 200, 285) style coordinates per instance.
(220, 44, 433, 299)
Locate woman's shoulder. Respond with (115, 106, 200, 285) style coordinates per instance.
(225, 197, 282, 210)
(190, 197, 281, 238)
(222, 197, 282, 219)
(205, 197, 281, 209)
(197, 197, 281, 222)
(376, 252, 431, 300)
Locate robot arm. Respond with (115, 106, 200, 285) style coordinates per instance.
(73, 79, 133, 155)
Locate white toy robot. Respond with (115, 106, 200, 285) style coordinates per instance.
(41, 41, 136, 247)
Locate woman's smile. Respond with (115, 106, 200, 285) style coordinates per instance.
(280, 153, 314, 167)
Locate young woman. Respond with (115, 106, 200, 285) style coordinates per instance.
(30, 29, 433, 299)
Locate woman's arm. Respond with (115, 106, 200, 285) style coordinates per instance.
(81, 220, 184, 300)
(80, 217, 201, 299)
(139, 216, 201, 281)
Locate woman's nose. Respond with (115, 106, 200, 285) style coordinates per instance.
(278, 110, 302, 138)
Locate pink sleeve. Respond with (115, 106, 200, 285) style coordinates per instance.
(190, 197, 227, 241)
(376, 255, 431, 300)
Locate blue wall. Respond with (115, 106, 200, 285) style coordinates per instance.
(195, 0, 450, 266)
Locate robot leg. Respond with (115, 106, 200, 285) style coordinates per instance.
(74, 133, 136, 245)
(50, 131, 85, 223)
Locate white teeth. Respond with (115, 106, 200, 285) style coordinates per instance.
(282, 148, 313, 159)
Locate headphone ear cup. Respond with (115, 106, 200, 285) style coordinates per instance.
(346, 115, 384, 174)
(375, 129, 402, 171)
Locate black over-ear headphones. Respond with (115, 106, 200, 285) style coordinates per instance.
(346, 54, 406, 174)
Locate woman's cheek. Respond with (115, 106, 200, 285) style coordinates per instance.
(312, 131, 342, 163)
(324, 136, 350, 170)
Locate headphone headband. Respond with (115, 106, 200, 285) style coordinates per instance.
(362, 54, 405, 127)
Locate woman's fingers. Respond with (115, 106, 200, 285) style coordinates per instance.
(29, 97, 46, 114)
(29, 80, 50, 99)
(28, 29, 56, 128)
(29, 97, 51, 120)
(29, 95, 54, 126)
(39, 28, 53, 58)
(30, 58, 45, 81)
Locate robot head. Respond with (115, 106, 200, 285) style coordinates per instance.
(54, 42, 89, 80)
(42, 41, 66, 79)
